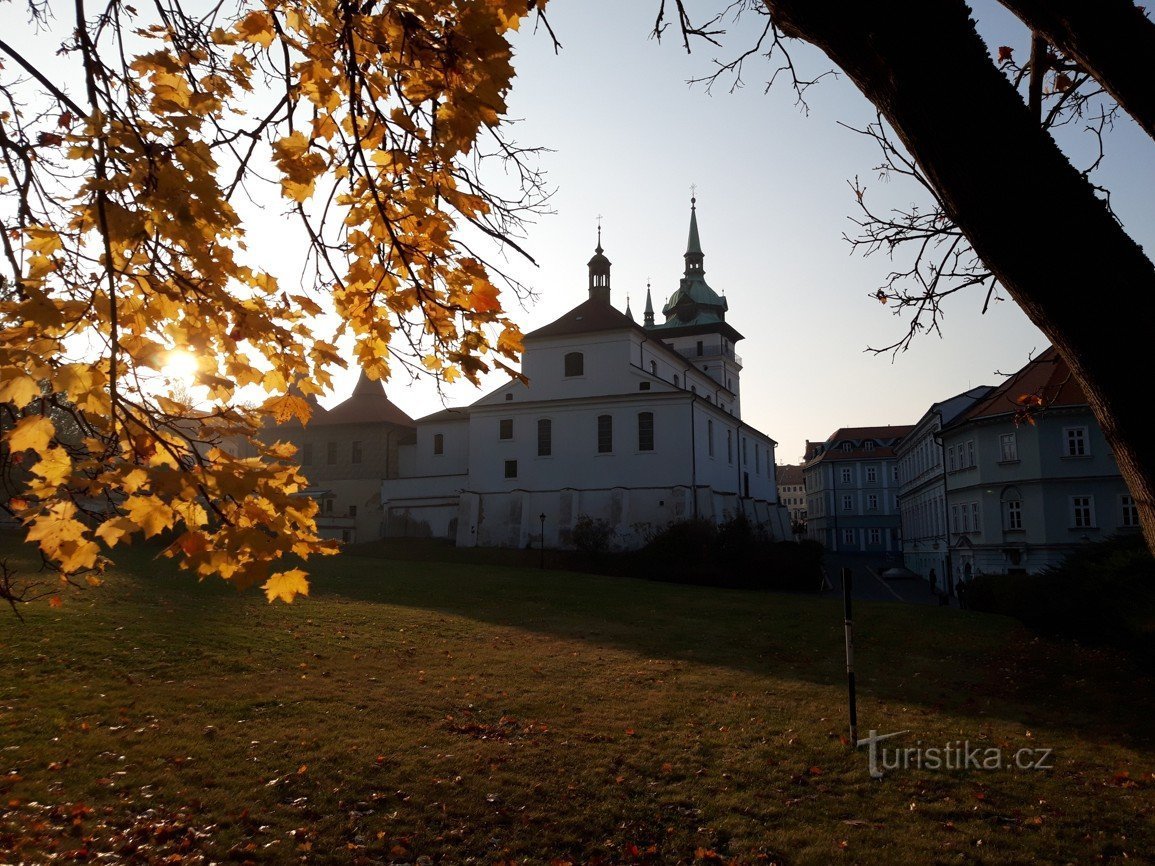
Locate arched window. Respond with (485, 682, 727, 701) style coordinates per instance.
(564, 351, 584, 377)
(649, 359, 657, 374)
(433, 433, 444, 455)
(673, 374, 680, 388)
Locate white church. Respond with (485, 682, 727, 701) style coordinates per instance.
(379, 199, 790, 549)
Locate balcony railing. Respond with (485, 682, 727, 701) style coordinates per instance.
(673, 343, 743, 366)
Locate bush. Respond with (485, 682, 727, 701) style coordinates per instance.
(629, 516, 823, 592)
(964, 534, 1155, 668)
(571, 514, 615, 555)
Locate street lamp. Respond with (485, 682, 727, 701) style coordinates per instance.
(539, 512, 546, 569)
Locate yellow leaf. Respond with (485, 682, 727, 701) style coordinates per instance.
(31, 446, 72, 488)
(0, 372, 42, 409)
(262, 568, 310, 603)
(124, 495, 177, 538)
(7, 415, 55, 453)
(95, 516, 139, 548)
(236, 10, 275, 47)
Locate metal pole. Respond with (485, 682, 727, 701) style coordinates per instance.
(539, 513, 546, 569)
(842, 566, 858, 745)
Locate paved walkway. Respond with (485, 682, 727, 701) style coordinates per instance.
(819, 553, 956, 607)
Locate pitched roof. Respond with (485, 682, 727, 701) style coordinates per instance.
(314, 370, 415, 428)
(776, 464, 804, 484)
(802, 424, 914, 467)
(524, 297, 646, 341)
(955, 346, 1086, 425)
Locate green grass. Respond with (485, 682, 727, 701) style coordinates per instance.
(1, 537, 1152, 865)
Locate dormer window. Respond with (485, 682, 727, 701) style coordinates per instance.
(864, 441, 875, 451)
(564, 352, 584, 377)
(842, 442, 853, 452)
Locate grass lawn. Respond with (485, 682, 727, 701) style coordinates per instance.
(1, 537, 1152, 865)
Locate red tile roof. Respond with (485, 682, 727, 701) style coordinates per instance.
(802, 425, 914, 467)
(955, 346, 1085, 424)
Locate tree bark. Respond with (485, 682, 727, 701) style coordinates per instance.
(762, 0, 1155, 552)
(998, 0, 1155, 143)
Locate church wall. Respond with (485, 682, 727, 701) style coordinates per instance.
(414, 417, 470, 476)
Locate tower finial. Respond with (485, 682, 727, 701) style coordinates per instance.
(690, 183, 697, 207)
(596, 214, 603, 254)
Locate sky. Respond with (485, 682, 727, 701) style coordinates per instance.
(7, 1, 1154, 464)
(313, 0, 1155, 464)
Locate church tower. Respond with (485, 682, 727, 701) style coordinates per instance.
(646, 197, 744, 414)
(587, 225, 611, 304)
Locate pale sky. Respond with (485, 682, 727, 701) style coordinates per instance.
(319, 0, 1155, 463)
(8, 1, 1154, 464)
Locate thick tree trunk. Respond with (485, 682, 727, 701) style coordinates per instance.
(998, 0, 1155, 143)
(762, 0, 1155, 553)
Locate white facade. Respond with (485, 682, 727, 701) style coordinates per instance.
(380, 206, 789, 549)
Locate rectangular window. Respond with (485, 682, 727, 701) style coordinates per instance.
(893, 464, 899, 481)
(537, 418, 552, 457)
(1071, 495, 1094, 528)
(348, 505, 357, 518)
(952, 504, 961, 533)
(504, 459, 517, 479)
(842, 528, 855, 547)
(351, 441, 363, 464)
(499, 418, 513, 440)
(323, 498, 333, 514)
(841, 467, 852, 483)
(638, 412, 654, 452)
(869, 528, 881, 545)
(638, 381, 651, 391)
(707, 419, 714, 457)
(866, 466, 877, 483)
(842, 494, 853, 511)
(970, 502, 980, 533)
(1065, 427, 1088, 457)
(327, 441, 337, 464)
(302, 443, 313, 465)
(1005, 499, 1022, 530)
(948, 446, 957, 472)
(433, 433, 444, 455)
(1121, 495, 1140, 527)
(999, 433, 1018, 462)
(696, 340, 704, 356)
(564, 352, 584, 377)
(597, 414, 613, 453)
(966, 440, 976, 468)
(727, 430, 733, 463)
(867, 493, 878, 511)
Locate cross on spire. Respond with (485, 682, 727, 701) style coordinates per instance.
(690, 183, 697, 205)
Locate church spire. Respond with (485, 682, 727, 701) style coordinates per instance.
(684, 195, 704, 277)
(587, 219, 612, 303)
(625, 294, 634, 322)
(643, 280, 655, 327)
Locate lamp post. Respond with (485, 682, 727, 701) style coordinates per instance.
(539, 513, 546, 569)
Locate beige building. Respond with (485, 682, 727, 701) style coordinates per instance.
(259, 372, 415, 542)
(776, 464, 806, 527)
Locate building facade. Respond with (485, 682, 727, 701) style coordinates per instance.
(802, 426, 912, 555)
(380, 201, 790, 549)
(939, 347, 1137, 582)
(897, 387, 994, 582)
(776, 464, 807, 530)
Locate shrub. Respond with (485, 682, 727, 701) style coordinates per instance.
(630, 516, 823, 592)
(571, 514, 615, 555)
(964, 534, 1155, 668)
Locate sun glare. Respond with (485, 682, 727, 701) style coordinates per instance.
(160, 349, 199, 385)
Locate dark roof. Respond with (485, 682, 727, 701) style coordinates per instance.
(955, 346, 1085, 425)
(776, 464, 804, 484)
(314, 371, 415, 428)
(417, 407, 471, 423)
(802, 425, 914, 467)
(524, 297, 645, 341)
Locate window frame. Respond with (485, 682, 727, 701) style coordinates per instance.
(637, 411, 655, 452)
(597, 414, 613, 454)
(564, 351, 584, 378)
